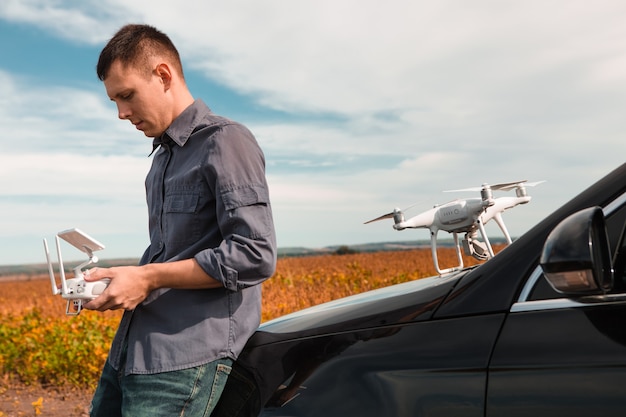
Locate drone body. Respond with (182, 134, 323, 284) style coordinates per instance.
(366, 181, 543, 274)
(395, 198, 490, 233)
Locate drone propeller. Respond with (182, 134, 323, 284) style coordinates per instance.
(521, 180, 545, 187)
(444, 180, 546, 193)
(364, 208, 402, 224)
(494, 180, 545, 191)
(444, 180, 527, 193)
(364, 201, 424, 225)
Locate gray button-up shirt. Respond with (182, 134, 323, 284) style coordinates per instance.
(108, 99, 277, 375)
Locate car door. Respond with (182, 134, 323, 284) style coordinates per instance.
(254, 314, 504, 417)
(486, 192, 626, 417)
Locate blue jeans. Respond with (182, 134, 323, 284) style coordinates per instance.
(90, 357, 233, 417)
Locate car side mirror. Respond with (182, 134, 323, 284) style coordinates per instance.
(540, 206, 613, 295)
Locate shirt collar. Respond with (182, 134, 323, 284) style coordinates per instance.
(150, 135, 171, 156)
(149, 99, 211, 155)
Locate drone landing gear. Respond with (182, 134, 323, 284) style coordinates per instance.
(430, 232, 464, 275)
(432, 219, 497, 275)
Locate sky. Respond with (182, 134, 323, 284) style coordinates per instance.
(1, 1, 625, 265)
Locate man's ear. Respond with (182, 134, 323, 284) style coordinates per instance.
(155, 63, 173, 91)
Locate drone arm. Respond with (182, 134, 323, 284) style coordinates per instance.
(483, 196, 531, 221)
(396, 209, 436, 230)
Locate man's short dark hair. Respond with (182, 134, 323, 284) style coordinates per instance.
(97, 24, 184, 81)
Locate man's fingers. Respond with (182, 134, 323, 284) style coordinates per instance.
(84, 267, 108, 282)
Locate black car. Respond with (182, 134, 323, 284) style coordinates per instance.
(214, 163, 626, 417)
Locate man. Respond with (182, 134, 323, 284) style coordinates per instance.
(84, 24, 277, 416)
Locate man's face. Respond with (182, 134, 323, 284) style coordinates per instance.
(103, 60, 172, 138)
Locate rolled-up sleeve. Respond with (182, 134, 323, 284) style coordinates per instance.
(195, 184, 276, 291)
(194, 123, 277, 291)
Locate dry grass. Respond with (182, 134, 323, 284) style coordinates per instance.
(0, 247, 487, 389)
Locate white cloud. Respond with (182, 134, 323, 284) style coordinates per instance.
(141, 1, 626, 119)
(0, 0, 132, 43)
(0, 71, 151, 264)
(0, 1, 625, 263)
(0, 70, 147, 156)
(0, 153, 149, 197)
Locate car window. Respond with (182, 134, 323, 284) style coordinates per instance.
(527, 272, 562, 301)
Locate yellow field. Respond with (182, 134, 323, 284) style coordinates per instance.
(0, 248, 484, 389)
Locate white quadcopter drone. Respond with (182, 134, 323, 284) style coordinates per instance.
(43, 228, 110, 315)
(365, 180, 544, 275)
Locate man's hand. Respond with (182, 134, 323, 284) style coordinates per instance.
(81, 259, 222, 312)
(82, 266, 153, 311)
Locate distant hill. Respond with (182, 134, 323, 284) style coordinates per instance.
(278, 237, 508, 257)
(0, 258, 140, 278)
(0, 238, 510, 277)
(277, 240, 431, 257)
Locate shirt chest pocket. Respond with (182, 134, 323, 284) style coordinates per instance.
(164, 192, 200, 213)
(163, 190, 202, 245)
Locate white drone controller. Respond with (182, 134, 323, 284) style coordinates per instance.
(43, 228, 110, 315)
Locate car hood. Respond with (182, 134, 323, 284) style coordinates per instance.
(249, 269, 469, 346)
